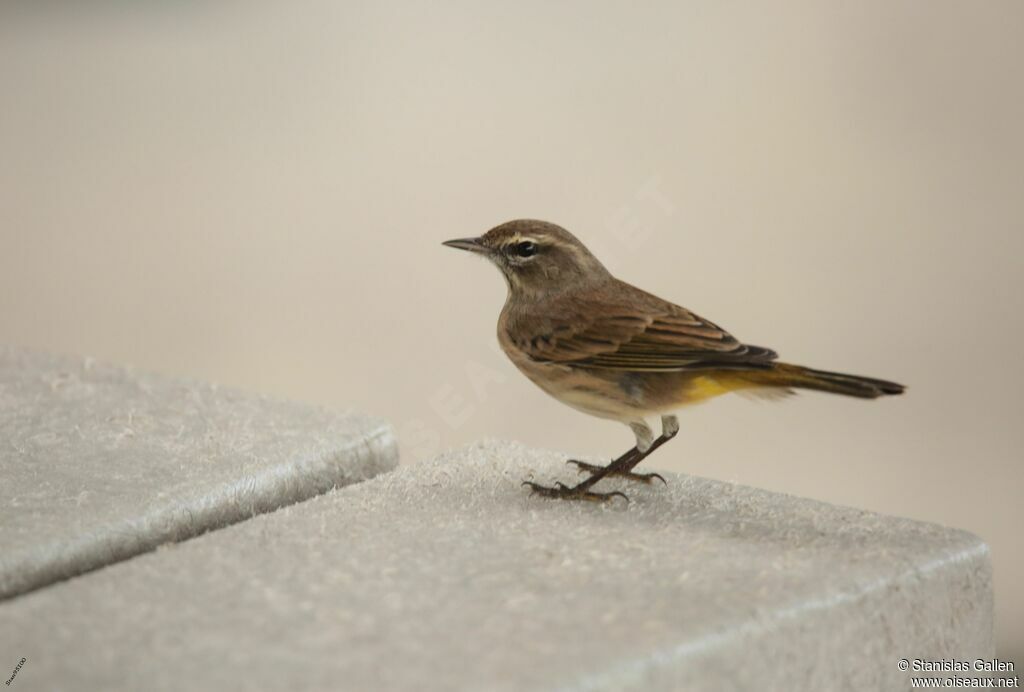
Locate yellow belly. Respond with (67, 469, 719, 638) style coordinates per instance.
(508, 345, 745, 420)
(679, 375, 733, 404)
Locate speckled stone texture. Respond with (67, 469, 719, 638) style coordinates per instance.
(2, 440, 992, 691)
(0, 345, 398, 600)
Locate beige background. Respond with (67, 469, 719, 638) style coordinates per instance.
(2, 1, 1021, 660)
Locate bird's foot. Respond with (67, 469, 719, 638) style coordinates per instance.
(521, 480, 628, 503)
(566, 460, 666, 485)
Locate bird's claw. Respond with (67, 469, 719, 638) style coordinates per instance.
(522, 480, 628, 503)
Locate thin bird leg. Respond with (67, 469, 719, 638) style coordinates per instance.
(521, 446, 639, 502)
(567, 445, 646, 483)
(523, 417, 679, 502)
(612, 426, 678, 475)
(567, 416, 680, 485)
(569, 456, 663, 483)
(569, 430, 677, 490)
(522, 429, 679, 502)
(567, 455, 665, 485)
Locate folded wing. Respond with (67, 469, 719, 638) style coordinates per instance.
(507, 279, 777, 372)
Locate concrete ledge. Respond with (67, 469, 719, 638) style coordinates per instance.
(1, 440, 992, 691)
(0, 345, 398, 599)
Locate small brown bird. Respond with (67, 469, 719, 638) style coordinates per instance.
(444, 219, 904, 502)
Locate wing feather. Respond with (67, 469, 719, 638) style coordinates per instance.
(507, 279, 776, 372)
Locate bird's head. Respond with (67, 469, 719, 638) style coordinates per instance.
(443, 219, 610, 298)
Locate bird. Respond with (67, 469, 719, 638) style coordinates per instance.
(443, 219, 904, 502)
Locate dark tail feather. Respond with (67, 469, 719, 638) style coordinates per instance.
(752, 363, 905, 399)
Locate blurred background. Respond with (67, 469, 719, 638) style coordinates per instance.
(1, 0, 1021, 659)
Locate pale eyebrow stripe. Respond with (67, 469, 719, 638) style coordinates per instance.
(505, 236, 540, 246)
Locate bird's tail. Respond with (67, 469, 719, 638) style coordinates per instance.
(729, 362, 905, 399)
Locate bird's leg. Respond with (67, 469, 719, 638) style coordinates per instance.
(568, 447, 666, 484)
(523, 417, 679, 502)
(618, 415, 678, 474)
(567, 460, 668, 484)
(568, 416, 678, 485)
(567, 444, 664, 485)
(522, 442, 640, 502)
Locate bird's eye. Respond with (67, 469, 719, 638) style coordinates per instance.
(513, 241, 538, 258)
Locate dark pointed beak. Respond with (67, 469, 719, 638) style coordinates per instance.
(442, 237, 488, 253)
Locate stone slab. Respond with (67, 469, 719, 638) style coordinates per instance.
(0, 345, 398, 599)
(1, 440, 992, 691)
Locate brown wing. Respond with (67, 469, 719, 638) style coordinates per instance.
(506, 279, 776, 372)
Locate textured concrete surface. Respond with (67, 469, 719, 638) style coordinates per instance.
(0, 345, 398, 599)
(2, 440, 992, 691)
